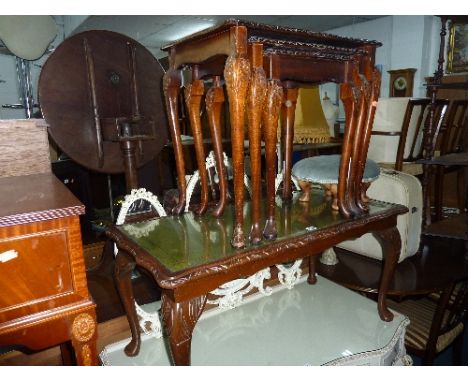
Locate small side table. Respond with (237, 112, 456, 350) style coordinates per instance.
(0, 173, 98, 365)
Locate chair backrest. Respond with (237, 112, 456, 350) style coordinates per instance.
(438, 280, 468, 335)
(427, 279, 468, 358)
(394, 98, 449, 171)
(439, 99, 468, 156)
(391, 277, 468, 364)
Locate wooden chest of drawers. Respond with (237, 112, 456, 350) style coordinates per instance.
(0, 173, 97, 365)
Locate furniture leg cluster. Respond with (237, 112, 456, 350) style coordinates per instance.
(162, 20, 383, 248)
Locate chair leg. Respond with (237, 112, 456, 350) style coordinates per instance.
(434, 169, 444, 221)
(422, 352, 436, 366)
(452, 331, 464, 365)
(457, 168, 466, 213)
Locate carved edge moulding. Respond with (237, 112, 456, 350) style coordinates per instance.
(114, 188, 306, 338)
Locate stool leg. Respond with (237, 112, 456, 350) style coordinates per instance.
(206, 77, 228, 217)
(361, 182, 371, 203)
(263, 79, 283, 240)
(163, 67, 186, 215)
(298, 180, 311, 202)
(330, 184, 339, 211)
(224, 42, 251, 248)
(338, 81, 358, 218)
(248, 43, 267, 244)
(281, 88, 299, 201)
(184, 75, 208, 215)
(348, 89, 367, 216)
(356, 69, 381, 213)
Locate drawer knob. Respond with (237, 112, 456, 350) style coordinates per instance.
(0, 249, 18, 263)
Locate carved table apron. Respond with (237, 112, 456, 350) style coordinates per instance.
(107, 193, 407, 365)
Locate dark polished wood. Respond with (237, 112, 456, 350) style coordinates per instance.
(38, 30, 168, 175)
(419, 152, 468, 167)
(163, 66, 187, 215)
(356, 69, 381, 212)
(262, 79, 283, 240)
(372, 226, 401, 321)
(107, 194, 407, 365)
(419, 17, 468, 242)
(423, 213, 468, 241)
(114, 250, 140, 356)
(247, 44, 267, 243)
(184, 76, 209, 215)
(280, 87, 299, 201)
(433, 99, 468, 221)
(422, 17, 458, 227)
(205, 76, 229, 218)
(160, 292, 207, 365)
(317, 236, 468, 297)
(0, 173, 97, 365)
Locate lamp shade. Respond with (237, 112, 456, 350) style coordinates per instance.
(0, 16, 57, 60)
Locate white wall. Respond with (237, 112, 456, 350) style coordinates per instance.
(327, 16, 394, 98)
(0, 15, 444, 120)
(0, 54, 22, 119)
(323, 15, 442, 102)
(0, 16, 87, 119)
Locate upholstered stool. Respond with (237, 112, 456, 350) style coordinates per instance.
(292, 154, 380, 210)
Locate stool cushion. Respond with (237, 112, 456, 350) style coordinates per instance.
(292, 154, 380, 184)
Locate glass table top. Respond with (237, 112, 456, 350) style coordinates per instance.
(117, 190, 393, 274)
(100, 275, 408, 366)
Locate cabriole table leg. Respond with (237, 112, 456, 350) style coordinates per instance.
(372, 225, 401, 321)
(115, 250, 141, 356)
(161, 292, 207, 366)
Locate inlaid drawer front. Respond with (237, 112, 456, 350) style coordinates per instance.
(0, 229, 72, 311)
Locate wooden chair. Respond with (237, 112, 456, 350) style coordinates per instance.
(433, 100, 468, 221)
(387, 279, 468, 365)
(374, 98, 449, 176)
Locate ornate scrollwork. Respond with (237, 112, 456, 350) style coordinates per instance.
(275, 167, 300, 194)
(135, 302, 163, 338)
(114, 188, 167, 337)
(160, 294, 207, 348)
(122, 219, 161, 239)
(116, 188, 166, 226)
(72, 313, 96, 343)
(114, 188, 166, 256)
(276, 259, 303, 289)
(81, 344, 92, 366)
(320, 247, 339, 266)
(207, 267, 273, 310)
(185, 151, 251, 212)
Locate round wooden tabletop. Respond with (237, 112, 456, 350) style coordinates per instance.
(39, 30, 167, 174)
